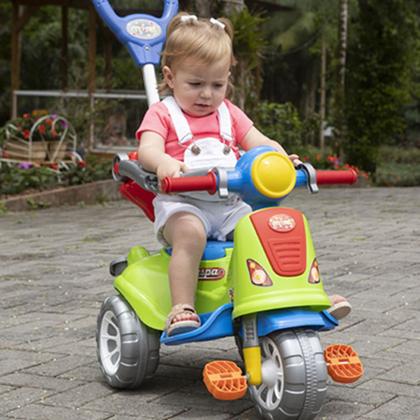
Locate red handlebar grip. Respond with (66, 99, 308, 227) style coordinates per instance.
(161, 172, 218, 194)
(316, 169, 358, 185)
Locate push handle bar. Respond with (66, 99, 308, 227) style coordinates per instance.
(91, 0, 178, 66)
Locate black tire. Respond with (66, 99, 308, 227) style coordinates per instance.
(248, 329, 328, 420)
(96, 295, 161, 389)
(234, 334, 244, 360)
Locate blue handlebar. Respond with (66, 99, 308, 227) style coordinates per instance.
(91, 0, 178, 66)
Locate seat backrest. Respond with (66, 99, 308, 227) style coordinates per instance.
(120, 181, 156, 221)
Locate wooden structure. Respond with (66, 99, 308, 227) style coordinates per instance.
(11, 1, 97, 115)
(10, 0, 98, 149)
(9, 0, 157, 152)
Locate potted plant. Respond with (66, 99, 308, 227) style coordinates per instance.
(2, 110, 76, 163)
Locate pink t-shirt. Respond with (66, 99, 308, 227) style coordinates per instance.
(136, 99, 253, 161)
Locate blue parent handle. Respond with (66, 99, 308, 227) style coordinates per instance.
(91, 0, 179, 66)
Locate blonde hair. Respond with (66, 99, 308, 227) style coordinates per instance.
(159, 12, 236, 95)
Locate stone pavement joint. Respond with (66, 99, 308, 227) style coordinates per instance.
(1, 187, 419, 419)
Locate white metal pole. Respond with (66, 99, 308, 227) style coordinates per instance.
(142, 64, 160, 107)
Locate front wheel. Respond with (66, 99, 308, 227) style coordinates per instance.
(248, 329, 327, 420)
(96, 295, 161, 389)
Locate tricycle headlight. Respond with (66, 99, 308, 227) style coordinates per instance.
(251, 152, 296, 199)
(308, 259, 320, 284)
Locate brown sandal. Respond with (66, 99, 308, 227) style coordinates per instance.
(327, 295, 352, 320)
(165, 304, 201, 336)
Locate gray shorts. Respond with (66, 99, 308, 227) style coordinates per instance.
(153, 194, 252, 246)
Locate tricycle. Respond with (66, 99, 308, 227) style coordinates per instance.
(92, 1, 364, 419)
(98, 144, 363, 419)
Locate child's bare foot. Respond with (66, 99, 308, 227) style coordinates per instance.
(327, 294, 352, 320)
(166, 303, 201, 336)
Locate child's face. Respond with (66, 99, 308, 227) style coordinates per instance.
(163, 58, 230, 117)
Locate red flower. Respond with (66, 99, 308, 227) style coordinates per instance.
(38, 125, 46, 135)
(23, 113, 30, 119)
(77, 160, 87, 168)
(327, 155, 336, 162)
(23, 129, 30, 139)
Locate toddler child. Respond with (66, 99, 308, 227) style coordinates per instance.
(136, 13, 351, 336)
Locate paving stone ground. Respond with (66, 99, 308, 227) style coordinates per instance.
(1, 187, 419, 419)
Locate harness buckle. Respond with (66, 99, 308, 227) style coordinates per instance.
(191, 144, 201, 155)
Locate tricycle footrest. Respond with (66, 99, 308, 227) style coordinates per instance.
(203, 360, 247, 400)
(324, 344, 364, 383)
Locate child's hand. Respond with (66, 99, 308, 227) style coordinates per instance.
(156, 156, 187, 181)
(288, 154, 303, 167)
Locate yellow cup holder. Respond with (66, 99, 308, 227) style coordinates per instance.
(251, 152, 296, 199)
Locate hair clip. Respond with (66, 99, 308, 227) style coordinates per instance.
(210, 18, 225, 30)
(180, 15, 198, 24)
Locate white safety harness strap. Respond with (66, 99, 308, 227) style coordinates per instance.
(217, 101, 233, 143)
(162, 96, 233, 144)
(162, 96, 193, 144)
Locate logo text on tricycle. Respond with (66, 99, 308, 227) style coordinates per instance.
(126, 19, 162, 40)
(268, 213, 296, 232)
(198, 267, 225, 281)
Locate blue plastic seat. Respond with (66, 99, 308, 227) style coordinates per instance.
(166, 240, 234, 260)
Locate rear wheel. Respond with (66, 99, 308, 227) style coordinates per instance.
(96, 295, 161, 389)
(248, 329, 327, 420)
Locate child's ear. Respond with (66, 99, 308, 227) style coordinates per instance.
(163, 66, 175, 89)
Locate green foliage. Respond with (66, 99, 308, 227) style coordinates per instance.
(378, 145, 420, 164)
(26, 198, 51, 210)
(0, 165, 57, 196)
(0, 125, 6, 148)
(61, 155, 112, 186)
(376, 145, 420, 185)
(254, 101, 320, 152)
(231, 8, 266, 69)
(0, 2, 12, 123)
(375, 162, 420, 186)
(254, 101, 303, 149)
(0, 155, 112, 197)
(16, 7, 88, 91)
(271, 11, 318, 52)
(229, 8, 266, 114)
(345, 0, 420, 173)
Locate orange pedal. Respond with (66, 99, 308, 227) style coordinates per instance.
(324, 344, 364, 383)
(203, 360, 248, 400)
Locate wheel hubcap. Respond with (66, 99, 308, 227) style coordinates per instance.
(251, 337, 284, 410)
(99, 310, 121, 375)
